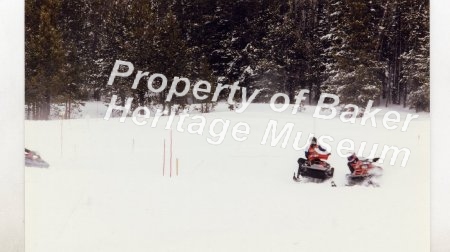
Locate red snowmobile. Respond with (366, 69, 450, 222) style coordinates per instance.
(293, 140, 334, 182)
(346, 154, 382, 186)
(25, 148, 49, 168)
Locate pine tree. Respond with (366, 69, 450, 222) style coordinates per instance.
(321, 0, 383, 107)
(401, 0, 429, 112)
(25, 0, 67, 120)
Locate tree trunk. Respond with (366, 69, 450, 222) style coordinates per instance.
(41, 92, 51, 120)
(68, 100, 72, 119)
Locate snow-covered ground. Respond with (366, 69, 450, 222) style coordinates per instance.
(25, 102, 430, 252)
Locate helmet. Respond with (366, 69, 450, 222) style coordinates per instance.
(347, 153, 357, 162)
(311, 137, 317, 145)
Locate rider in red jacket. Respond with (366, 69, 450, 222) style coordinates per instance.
(305, 137, 330, 165)
(347, 153, 359, 173)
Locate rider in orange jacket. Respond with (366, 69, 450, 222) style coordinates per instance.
(347, 153, 359, 173)
(305, 137, 330, 164)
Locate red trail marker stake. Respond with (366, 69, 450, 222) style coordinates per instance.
(163, 139, 166, 176)
(170, 129, 173, 177)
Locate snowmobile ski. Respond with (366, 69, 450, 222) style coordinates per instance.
(293, 173, 301, 182)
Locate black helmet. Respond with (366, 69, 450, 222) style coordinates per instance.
(347, 153, 357, 162)
(311, 137, 317, 144)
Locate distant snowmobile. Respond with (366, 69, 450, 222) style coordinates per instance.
(293, 137, 334, 182)
(25, 148, 49, 168)
(345, 153, 382, 187)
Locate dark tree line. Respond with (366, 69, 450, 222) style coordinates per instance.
(25, 0, 429, 120)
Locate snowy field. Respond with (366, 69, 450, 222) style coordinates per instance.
(25, 102, 430, 252)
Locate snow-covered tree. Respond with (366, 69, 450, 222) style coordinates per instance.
(321, 0, 383, 107)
